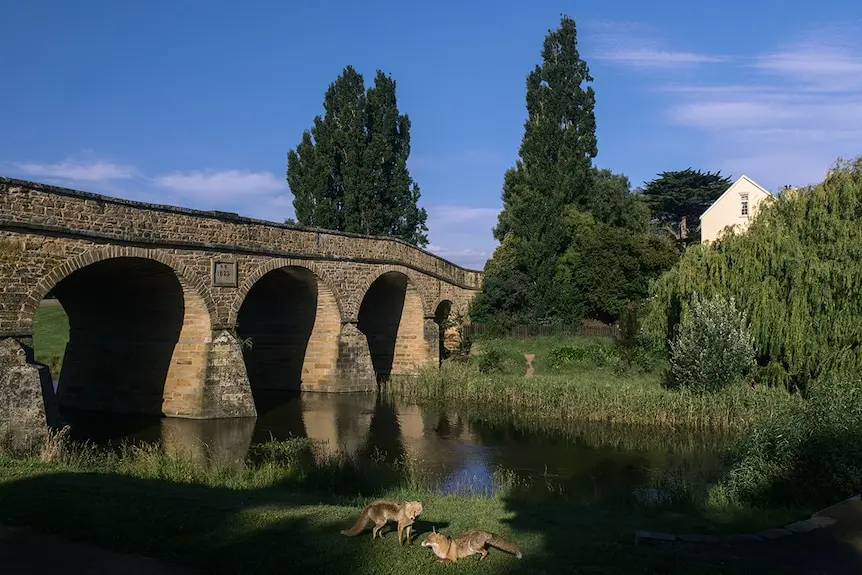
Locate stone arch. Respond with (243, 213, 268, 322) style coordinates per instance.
(233, 261, 342, 400)
(24, 246, 215, 417)
(357, 269, 428, 380)
(23, 246, 216, 329)
(228, 258, 346, 327)
(349, 265, 430, 320)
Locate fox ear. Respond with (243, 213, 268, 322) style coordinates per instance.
(432, 526, 436, 533)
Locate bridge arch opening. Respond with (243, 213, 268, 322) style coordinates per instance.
(434, 300, 454, 364)
(34, 256, 212, 417)
(357, 271, 426, 382)
(236, 266, 340, 406)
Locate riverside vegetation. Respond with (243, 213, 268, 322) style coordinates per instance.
(0, 426, 806, 575)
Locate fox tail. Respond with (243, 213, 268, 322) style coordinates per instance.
(487, 533, 522, 559)
(340, 506, 371, 536)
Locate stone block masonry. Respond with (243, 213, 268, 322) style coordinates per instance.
(0, 178, 481, 429)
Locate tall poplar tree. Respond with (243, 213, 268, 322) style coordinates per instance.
(287, 66, 429, 246)
(473, 15, 598, 325)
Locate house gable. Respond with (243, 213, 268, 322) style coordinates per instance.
(700, 175, 772, 221)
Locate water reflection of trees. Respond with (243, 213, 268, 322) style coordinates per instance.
(55, 393, 733, 505)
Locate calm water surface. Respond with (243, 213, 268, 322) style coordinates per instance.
(57, 390, 733, 502)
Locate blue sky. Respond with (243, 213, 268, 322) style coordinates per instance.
(3, 1, 861, 270)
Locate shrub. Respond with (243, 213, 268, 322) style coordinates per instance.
(547, 342, 613, 371)
(716, 376, 862, 508)
(668, 293, 756, 393)
(478, 349, 506, 374)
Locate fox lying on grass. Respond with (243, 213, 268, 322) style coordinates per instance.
(421, 526, 523, 563)
(340, 500, 424, 546)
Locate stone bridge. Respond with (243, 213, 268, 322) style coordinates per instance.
(0, 178, 482, 434)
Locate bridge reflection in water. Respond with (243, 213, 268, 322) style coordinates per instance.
(51, 392, 733, 502)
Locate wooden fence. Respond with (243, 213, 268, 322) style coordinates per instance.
(462, 321, 619, 339)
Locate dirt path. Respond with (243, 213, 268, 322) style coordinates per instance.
(0, 524, 197, 575)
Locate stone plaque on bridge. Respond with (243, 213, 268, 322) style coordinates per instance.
(211, 260, 238, 287)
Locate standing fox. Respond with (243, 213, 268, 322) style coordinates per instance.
(340, 500, 424, 546)
(421, 526, 523, 562)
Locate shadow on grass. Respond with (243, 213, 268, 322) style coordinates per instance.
(0, 471, 436, 575)
(492, 494, 862, 575)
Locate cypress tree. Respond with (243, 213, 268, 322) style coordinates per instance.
(640, 168, 732, 245)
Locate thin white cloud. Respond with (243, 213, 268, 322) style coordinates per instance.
(427, 205, 500, 225)
(596, 49, 727, 68)
(150, 169, 294, 222)
(588, 20, 728, 69)
(640, 28, 862, 190)
(154, 169, 285, 199)
(13, 159, 136, 182)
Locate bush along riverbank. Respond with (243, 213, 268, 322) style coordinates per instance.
(0, 428, 809, 575)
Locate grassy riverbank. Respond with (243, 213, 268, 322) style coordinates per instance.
(393, 336, 798, 432)
(0, 432, 806, 574)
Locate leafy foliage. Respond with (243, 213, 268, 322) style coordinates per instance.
(640, 168, 732, 245)
(478, 349, 507, 374)
(643, 157, 862, 391)
(471, 17, 678, 328)
(668, 293, 756, 393)
(716, 375, 862, 508)
(547, 342, 613, 371)
(554, 206, 678, 323)
(286, 66, 428, 246)
(472, 15, 597, 326)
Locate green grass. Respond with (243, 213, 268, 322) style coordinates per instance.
(392, 338, 799, 432)
(32, 299, 68, 376)
(0, 431, 808, 574)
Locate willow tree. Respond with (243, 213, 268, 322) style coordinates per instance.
(642, 157, 862, 391)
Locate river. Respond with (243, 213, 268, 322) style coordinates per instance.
(55, 390, 733, 503)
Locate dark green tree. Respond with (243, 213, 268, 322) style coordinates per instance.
(287, 66, 428, 246)
(554, 205, 678, 324)
(639, 168, 732, 245)
(474, 14, 598, 325)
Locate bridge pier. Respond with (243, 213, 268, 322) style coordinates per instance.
(424, 317, 441, 368)
(0, 337, 60, 446)
(333, 322, 377, 391)
(197, 330, 257, 418)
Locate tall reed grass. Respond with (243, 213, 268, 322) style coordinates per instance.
(391, 360, 799, 432)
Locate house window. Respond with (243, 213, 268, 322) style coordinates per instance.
(740, 194, 749, 216)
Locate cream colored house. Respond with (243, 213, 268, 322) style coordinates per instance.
(700, 175, 773, 244)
